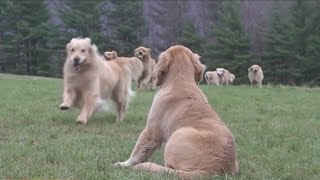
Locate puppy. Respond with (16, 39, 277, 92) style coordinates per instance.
(115, 45, 239, 179)
(59, 37, 142, 124)
(216, 68, 231, 85)
(134, 46, 156, 90)
(103, 50, 118, 60)
(248, 64, 264, 88)
(205, 71, 219, 85)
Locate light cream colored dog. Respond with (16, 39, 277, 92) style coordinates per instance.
(216, 68, 232, 85)
(59, 37, 143, 124)
(115, 45, 239, 179)
(103, 50, 118, 60)
(134, 46, 156, 90)
(248, 64, 264, 88)
(205, 71, 219, 85)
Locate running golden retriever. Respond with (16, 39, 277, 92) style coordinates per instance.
(115, 45, 239, 179)
(248, 64, 264, 88)
(59, 37, 143, 124)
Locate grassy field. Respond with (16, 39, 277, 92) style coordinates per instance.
(0, 73, 319, 180)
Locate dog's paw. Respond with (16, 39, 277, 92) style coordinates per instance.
(114, 161, 130, 168)
(76, 119, 87, 125)
(59, 103, 70, 110)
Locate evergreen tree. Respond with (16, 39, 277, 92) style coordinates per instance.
(0, 0, 59, 76)
(264, 0, 316, 85)
(56, 0, 111, 52)
(107, 0, 147, 56)
(205, 0, 251, 83)
(178, 23, 205, 60)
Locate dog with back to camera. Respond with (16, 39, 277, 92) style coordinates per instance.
(115, 45, 239, 179)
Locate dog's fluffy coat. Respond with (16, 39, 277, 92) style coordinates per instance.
(248, 64, 264, 88)
(115, 45, 239, 179)
(59, 37, 143, 124)
(134, 46, 156, 90)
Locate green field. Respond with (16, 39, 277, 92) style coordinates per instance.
(0, 73, 319, 180)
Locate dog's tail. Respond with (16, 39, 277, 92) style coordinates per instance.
(132, 162, 209, 179)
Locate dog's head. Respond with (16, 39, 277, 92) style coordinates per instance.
(216, 68, 225, 76)
(156, 45, 206, 86)
(104, 51, 118, 61)
(66, 37, 93, 71)
(248, 65, 260, 73)
(134, 46, 151, 61)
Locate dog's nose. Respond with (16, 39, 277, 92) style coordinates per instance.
(74, 57, 80, 64)
(138, 52, 143, 55)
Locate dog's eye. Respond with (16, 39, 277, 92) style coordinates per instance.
(71, 48, 75, 52)
(81, 49, 86, 52)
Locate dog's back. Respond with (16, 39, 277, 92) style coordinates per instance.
(113, 57, 144, 82)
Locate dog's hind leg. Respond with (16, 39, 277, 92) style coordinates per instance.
(76, 92, 97, 124)
(59, 88, 75, 110)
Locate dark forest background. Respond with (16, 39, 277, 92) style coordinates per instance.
(0, 0, 319, 85)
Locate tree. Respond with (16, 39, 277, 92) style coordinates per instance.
(205, 0, 251, 84)
(178, 23, 205, 59)
(107, 0, 147, 56)
(0, 0, 59, 76)
(56, 0, 111, 53)
(263, 0, 317, 85)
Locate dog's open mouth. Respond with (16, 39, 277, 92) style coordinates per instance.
(73, 59, 86, 71)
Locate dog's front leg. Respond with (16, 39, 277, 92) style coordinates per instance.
(114, 128, 162, 167)
(59, 87, 75, 110)
(76, 92, 97, 124)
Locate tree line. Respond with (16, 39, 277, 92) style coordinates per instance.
(0, 0, 319, 85)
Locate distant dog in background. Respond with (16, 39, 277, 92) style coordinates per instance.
(248, 64, 264, 88)
(205, 71, 219, 85)
(134, 46, 156, 90)
(216, 68, 231, 85)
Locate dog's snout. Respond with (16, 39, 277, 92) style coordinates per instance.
(74, 57, 80, 63)
(138, 51, 143, 55)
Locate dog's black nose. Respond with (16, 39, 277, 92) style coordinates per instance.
(74, 57, 80, 64)
(138, 52, 143, 55)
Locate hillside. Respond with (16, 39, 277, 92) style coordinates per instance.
(0, 74, 319, 179)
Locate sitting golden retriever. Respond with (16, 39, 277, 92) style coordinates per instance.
(103, 50, 118, 60)
(134, 46, 156, 90)
(248, 64, 264, 88)
(59, 37, 143, 124)
(115, 45, 239, 179)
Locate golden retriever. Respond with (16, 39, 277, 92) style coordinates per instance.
(59, 37, 143, 124)
(216, 68, 232, 85)
(103, 50, 118, 60)
(248, 64, 264, 88)
(134, 46, 156, 90)
(205, 71, 219, 85)
(115, 45, 239, 179)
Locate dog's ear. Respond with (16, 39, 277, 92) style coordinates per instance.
(248, 67, 252, 72)
(84, 37, 92, 45)
(147, 48, 152, 52)
(192, 54, 206, 84)
(112, 51, 118, 58)
(156, 52, 172, 86)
